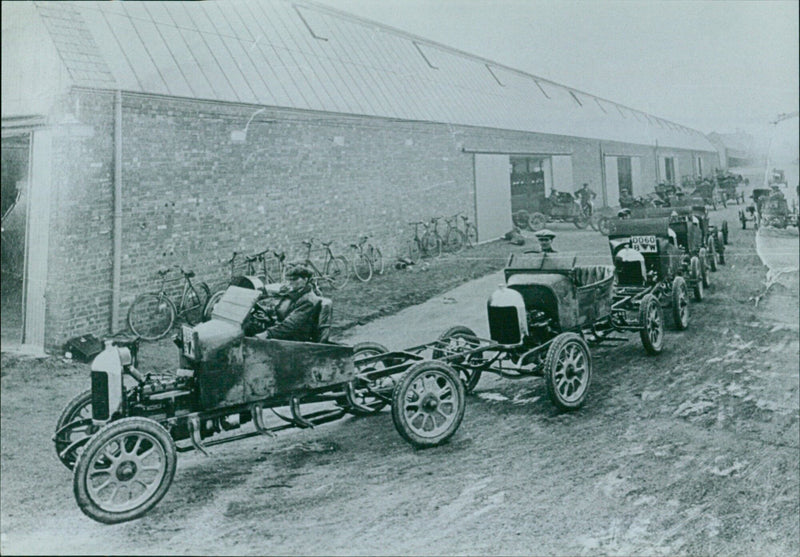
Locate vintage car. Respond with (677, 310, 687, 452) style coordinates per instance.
(759, 191, 798, 229)
(54, 286, 466, 524)
(739, 188, 774, 229)
(514, 190, 591, 231)
(715, 171, 747, 205)
(607, 217, 694, 330)
(430, 251, 665, 411)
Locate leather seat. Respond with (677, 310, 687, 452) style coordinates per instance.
(310, 297, 333, 343)
(572, 265, 614, 287)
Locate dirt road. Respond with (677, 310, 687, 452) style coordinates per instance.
(1, 202, 798, 556)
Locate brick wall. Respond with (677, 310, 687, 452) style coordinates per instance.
(42, 90, 718, 349)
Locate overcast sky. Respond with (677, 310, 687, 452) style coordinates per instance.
(314, 0, 799, 149)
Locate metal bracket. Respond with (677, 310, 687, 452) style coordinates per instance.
(187, 416, 210, 456)
(290, 395, 315, 429)
(345, 382, 377, 414)
(251, 404, 275, 437)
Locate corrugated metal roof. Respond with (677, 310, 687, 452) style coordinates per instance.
(34, 0, 715, 151)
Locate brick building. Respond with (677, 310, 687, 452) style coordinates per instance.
(1, 0, 719, 352)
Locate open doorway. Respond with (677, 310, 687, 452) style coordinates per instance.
(1, 133, 29, 347)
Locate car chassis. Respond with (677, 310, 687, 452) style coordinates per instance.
(54, 286, 470, 524)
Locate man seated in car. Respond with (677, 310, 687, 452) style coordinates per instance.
(255, 265, 321, 341)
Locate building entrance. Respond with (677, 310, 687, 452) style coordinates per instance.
(1, 133, 30, 347)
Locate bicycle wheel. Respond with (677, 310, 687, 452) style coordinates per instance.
(445, 228, 466, 254)
(422, 232, 442, 258)
(127, 293, 176, 341)
(465, 224, 478, 248)
(202, 289, 225, 321)
(323, 256, 350, 289)
(352, 252, 373, 282)
(408, 240, 422, 263)
(368, 244, 384, 275)
(180, 282, 210, 325)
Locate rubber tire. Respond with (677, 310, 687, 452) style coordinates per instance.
(391, 361, 466, 449)
(543, 332, 592, 411)
(707, 237, 718, 272)
(54, 389, 96, 470)
(353, 252, 373, 283)
(574, 215, 589, 229)
(638, 294, 664, 355)
(127, 293, 176, 341)
(722, 220, 729, 245)
(445, 228, 466, 254)
(598, 217, 612, 236)
(431, 325, 483, 393)
(350, 342, 392, 415)
(465, 224, 478, 248)
(408, 240, 422, 264)
(512, 210, 530, 230)
(716, 231, 726, 265)
(182, 282, 210, 326)
(528, 212, 547, 232)
(369, 245, 384, 275)
(690, 257, 704, 301)
(422, 232, 442, 259)
(671, 276, 689, 330)
(73, 417, 177, 524)
(589, 213, 600, 231)
(324, 256, 350, 289)
(202, 289, 225, 321)
(699, 249, 711, 288)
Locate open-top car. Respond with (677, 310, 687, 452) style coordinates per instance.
(431, 250, 665, 411)
(607, 216, 694, 330)
(54, 286, 467, 524)
(513, 190, 591, 231)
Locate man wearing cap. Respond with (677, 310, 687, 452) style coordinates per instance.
(534, 229, 557, 253)
(256, 265, 321, 341)
(577, 183, 596, 215)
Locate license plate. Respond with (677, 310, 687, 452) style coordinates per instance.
(182, 325, 195, 357)
(630, 235, 657, 253)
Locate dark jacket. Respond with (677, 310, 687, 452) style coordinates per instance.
(262, 284, 320, 341)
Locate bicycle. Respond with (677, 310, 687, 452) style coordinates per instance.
(203, 249, 286, 320)
(349, 239, 373, 283)
(361, 235, 384, 275)
(421, 217, 444, 258)
(442, 214, 467, 253)
(127, 267, 211, 341)
(349, 235, 384, 282)
(297, 239, 349, 290)
(460, 214, 478, 248)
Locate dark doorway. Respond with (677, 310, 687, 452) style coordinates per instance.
(510, 157, 546, 213)
(664, 157, 675, 185)
(617, 156, 633, 197)
(2, 134, 30, 347)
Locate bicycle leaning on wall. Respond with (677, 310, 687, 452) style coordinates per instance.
(127, 267, 211, 341)
(297, 238, 349, 290)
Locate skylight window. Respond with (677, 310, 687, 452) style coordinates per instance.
(413, 41, 438, 69)
(486, 64, 504, 86)
(294, 5, 328, 41)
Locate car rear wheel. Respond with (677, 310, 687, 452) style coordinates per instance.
(707, 237, 718, 272)
(73, 417, 177, 524)
(512, 210, 530, 230)
(638, 294, 664, 355)
(349, 342, 394, 415)
(543, 333, 592, 410)
(391, 361, 465, 448)
(432, 325, 483, 393)
(528, 212, 547, 232)
(54, 389, 97, 470)
(690, 257, 704, 301)
(671, 276, 689, 330)
(699, 248, 712, 287)
(598, 217, 612, 236)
